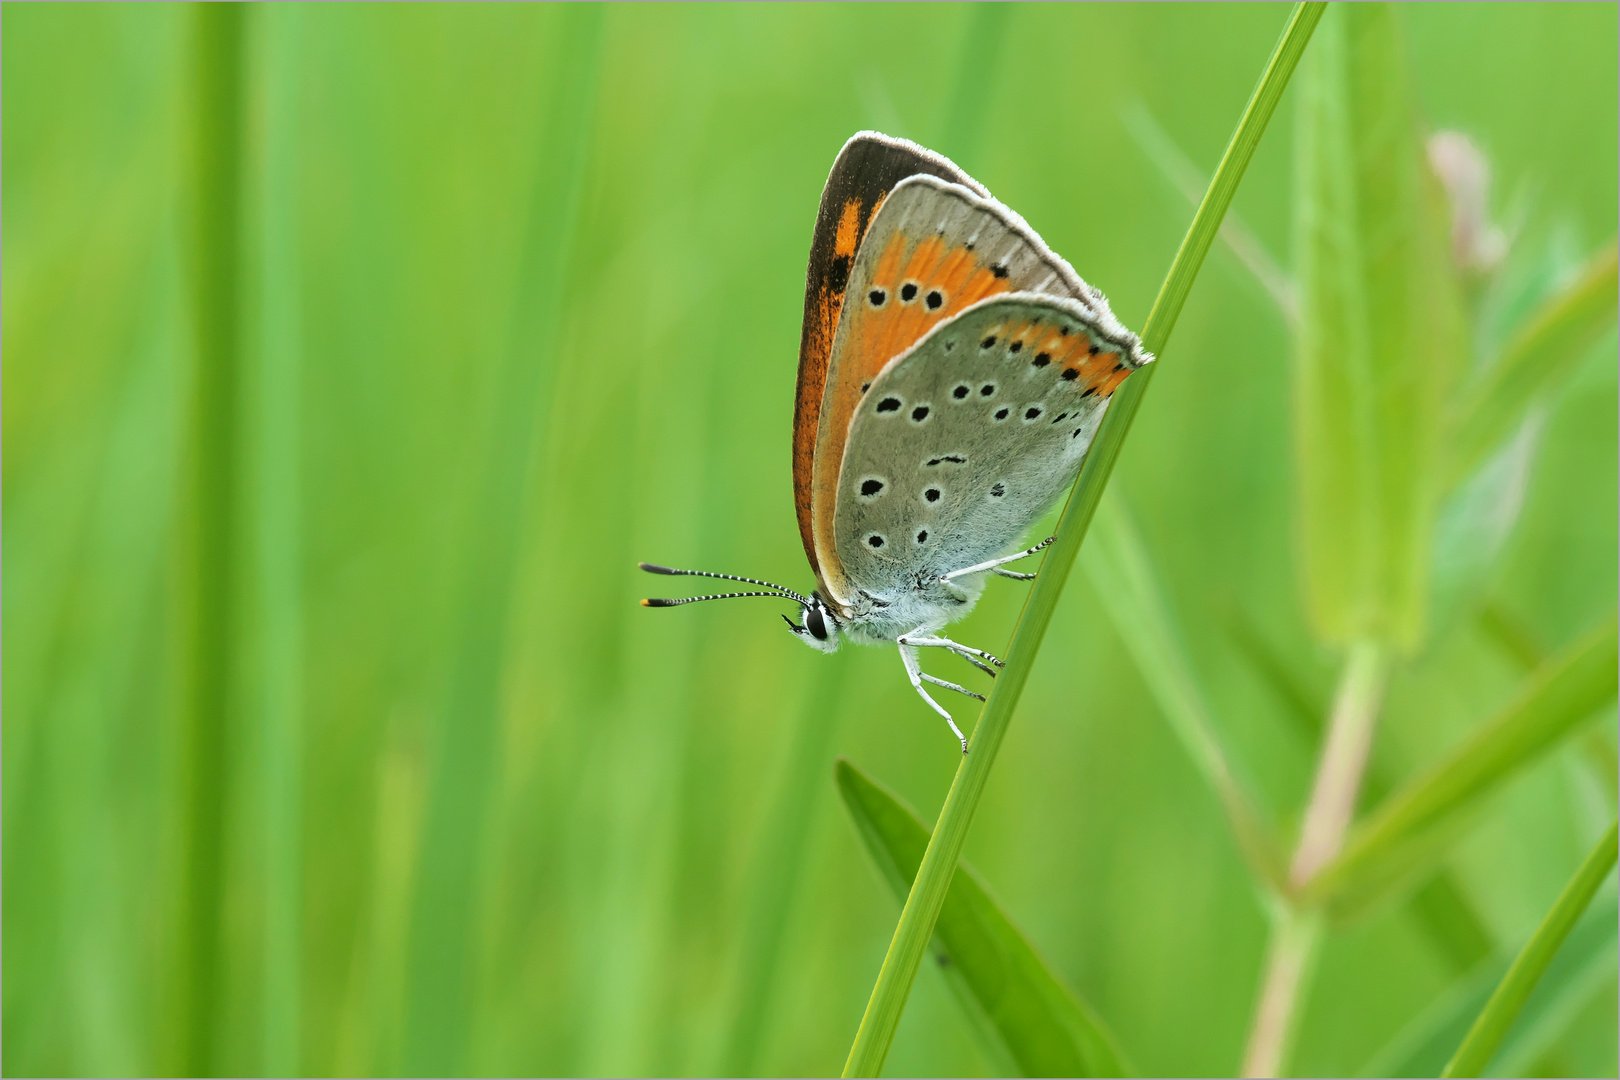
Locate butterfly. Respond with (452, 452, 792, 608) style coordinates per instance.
(641, 132, 1151, 752)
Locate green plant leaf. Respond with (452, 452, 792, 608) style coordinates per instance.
(1304, 613, 1619, 911)
(1292, 2, 1467, 650)
(1359, 903, 1617, 1077)
(1446, 243, 1619, 489)
(836, 758, 1133, 1078)
(1442, 820, 1619, 1077)
(1087, 493, 1287, 889)
(839, 8, 1325, 1075)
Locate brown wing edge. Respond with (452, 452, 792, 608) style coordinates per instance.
(791, 132, 987, 595)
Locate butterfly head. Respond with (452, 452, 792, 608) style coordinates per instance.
(638, 562, 842, 652)
(784, 593, 842, 653)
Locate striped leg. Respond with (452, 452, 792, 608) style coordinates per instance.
(898, 644, 969, 754)
(897, 633, 1004, 673)
(939, 536, 1056, 585)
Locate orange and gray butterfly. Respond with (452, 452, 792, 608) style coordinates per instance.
(792, 132, 988, 591)
(833, 294, 1147, 607)
(808, 173, 1147, 609)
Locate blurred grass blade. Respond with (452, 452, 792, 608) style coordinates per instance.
(720, 663, 850, 1076)
(1441, 820, 1619, 1078)
(1447, 243, 1619, 488)
(1292, 2, 1467, 651)
(253, 4, 306, 1073)
(1359, 905, 1616, 1077)
(836, 759, 1133, 1078)
(1088, 494, 1286, 888)
(1117, 97, 1298, 324)
(1305, 613, 1619, 909)
(938, 3, 1010, 168)
(840, 7, 1324, 1075)
(1429, 413, 1540, 636)
(401, 9, 606, 1073)
(182, 5, 247, 1073)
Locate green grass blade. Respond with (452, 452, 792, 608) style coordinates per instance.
(720, 663, 850, 1076)
(1292, 2, 1468, 651)
(1305, 613, 1619, 910)
(1087, 494, 1286, 888)
(938, 3, 1010, 168)
(836, 759, 1133, 1078)
(839, 7, 1325, 1075)
(252, 5, 306, 1073)
(1441, 820, 1619, 1078)
(1359, 905, 1616, 1077)
(182, 5, 247, 1073)
(1446, 242, 1619, 489)
(400, 9, 606, 1073)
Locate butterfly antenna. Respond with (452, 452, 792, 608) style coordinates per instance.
(642, 590, 800, 608)
(637, 562, 809, 606)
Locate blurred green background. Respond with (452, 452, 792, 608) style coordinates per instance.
(4, 3, 1615, 1077)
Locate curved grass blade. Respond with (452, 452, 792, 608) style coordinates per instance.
(1446, 242, 1619, 489)
(1303, 613, 1619, 912)
(1358, 905, 1616, 1077)
(836, 759, 1133, 1078)
(1441, 820, 1619, 1078)
(839, 7, 1326, 1074)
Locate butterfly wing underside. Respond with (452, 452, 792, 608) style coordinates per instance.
(810, 172, 1144, 608)
(833, 294, 1147, 602)
(793, 133, 988, 594)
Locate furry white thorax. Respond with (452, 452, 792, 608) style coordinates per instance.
(786, 566, 989, 650)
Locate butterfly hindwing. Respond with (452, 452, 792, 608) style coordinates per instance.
(833, 293, 1147, 603)
(793, 134, 987, 592)
(811, 173, 1142, 607)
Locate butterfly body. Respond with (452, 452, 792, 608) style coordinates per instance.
(642, 133, 1150, 751)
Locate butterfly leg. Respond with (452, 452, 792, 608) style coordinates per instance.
(898, 644, 970, 754)
(921, 672, 985, 702)
(938, 536, 1057, 586)
(897, 633, 1004, 673)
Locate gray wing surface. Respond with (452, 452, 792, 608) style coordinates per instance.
(834, 294, 1145, 601)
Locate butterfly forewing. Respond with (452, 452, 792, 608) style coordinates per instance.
(793, 134, 988, 595)
(810, 173, 1131, 607)
(832, 294, 1146, 604)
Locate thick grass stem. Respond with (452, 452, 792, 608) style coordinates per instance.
(1290, 641, 1389, 885)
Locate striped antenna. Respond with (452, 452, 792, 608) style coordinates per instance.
(637, 562, 809, 607)
(642, 591, 797, 608)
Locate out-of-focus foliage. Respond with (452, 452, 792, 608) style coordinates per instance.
(3, 4, 1614, 1077)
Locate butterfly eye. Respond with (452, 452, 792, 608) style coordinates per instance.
(805, 604, 828, 641)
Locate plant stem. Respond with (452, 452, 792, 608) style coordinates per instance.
(1240, 904, 1323, 1079)
(1290, 641, 1389, 886)
(839, 6, 1326, 1076)
(1241, 640, 1389, 1077)
(183, 5, 246, 1074)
